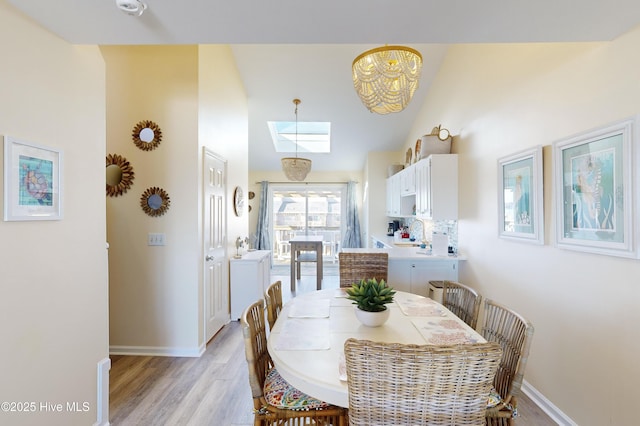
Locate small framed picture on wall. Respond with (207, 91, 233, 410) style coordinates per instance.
(3, 136, 63, 221)
(497, 145, 544, 244)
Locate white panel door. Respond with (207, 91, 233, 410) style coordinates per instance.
(203, 148, 228, 343)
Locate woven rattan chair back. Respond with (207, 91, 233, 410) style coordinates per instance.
(241, 299, 272, 402)
(241, 299, 348, 426)
(441, 280, 481, 329)
(338, 252, 389, 288)
(265, 280, 283, 330)
(481, 299, 534, 425)
(344, 338, 502, 426)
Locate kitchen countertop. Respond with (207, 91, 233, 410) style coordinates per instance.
(373, 234, 425, 247)
(344, 239, 466, 261)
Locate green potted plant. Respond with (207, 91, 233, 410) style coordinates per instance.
(345, 278, 396, 327)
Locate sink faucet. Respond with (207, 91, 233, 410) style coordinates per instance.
(409, 219, 429, 245)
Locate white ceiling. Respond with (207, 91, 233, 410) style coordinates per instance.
(8, 0, 640, 172)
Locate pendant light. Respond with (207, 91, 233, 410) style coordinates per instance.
(352, 45, 423, 114)
(281, 99, 312, 181)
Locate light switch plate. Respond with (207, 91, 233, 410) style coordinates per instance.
(148, 233, 166, 246)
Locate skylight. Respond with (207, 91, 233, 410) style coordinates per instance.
(268, 121, 331, 153)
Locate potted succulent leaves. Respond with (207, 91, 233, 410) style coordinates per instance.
(345, 278, 396, 327)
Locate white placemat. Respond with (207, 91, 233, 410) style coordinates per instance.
(288, 298, 331, 318)
(334, 288, 349, 298)
(338, 352, 347, 381)
(411, 318, 485, 345)
(273, 318, 331, 350)
(395, 297, 447, 317)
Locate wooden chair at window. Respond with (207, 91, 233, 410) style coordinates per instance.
(241, 299, 348, 426)
(441, 280, 482, 329)
(481, 299, 535, 426)
(344, 338, 502, 426)
(338, 252, 388, 288)
(264, 280, 282, 331)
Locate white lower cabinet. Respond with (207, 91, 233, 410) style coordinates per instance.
(230, 250, 271, 320)
(388, 259, 458, 298)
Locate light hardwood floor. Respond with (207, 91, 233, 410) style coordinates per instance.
(109, 270, 558, 425)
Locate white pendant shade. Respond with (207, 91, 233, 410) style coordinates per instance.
(281, 157, 312, 181)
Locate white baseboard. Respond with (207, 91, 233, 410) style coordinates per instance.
(522, 380, 578, 426)
(109, 344, 205, 357)
(94, 358, 111, 426)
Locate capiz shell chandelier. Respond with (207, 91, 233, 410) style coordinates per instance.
(281, 99, 312, 181)
(352, 45, 423, 115)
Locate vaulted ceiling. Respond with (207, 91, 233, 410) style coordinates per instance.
(8, 0, 640, 171)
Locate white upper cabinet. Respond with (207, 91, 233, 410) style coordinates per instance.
(386, 172, 401, 216)
(399, 166, 416, 196)
(386, 154, 457, 219)
(415, 154, 458, 220)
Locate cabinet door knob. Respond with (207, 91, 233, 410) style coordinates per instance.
(205, 255, 215, 261)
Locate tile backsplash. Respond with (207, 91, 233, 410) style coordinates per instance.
(406, 218, 458, 253)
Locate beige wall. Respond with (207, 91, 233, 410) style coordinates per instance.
(103, 45, 202, 354)
(103, 45, 248, 354)
(197, 44, 249, 340)
(198, 44, 249, 272)
(401, 29, 640, 425)
(0, 3, 108, 425)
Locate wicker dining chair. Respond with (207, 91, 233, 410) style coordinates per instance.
(344, 338, 503, 426)
(441, 280, 482, 329)
(241, 299, 348, 426)
(338, 252, 388, 288)
(265, 280, 283, 331)
(481, 299, 535, 426)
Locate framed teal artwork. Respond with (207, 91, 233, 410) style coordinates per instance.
(3, 136, 62, 221)
(553, 116, 637, 258)
(498, 146, 544, 244)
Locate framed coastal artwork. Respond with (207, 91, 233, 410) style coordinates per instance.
(498, 146, 544, 244)
(553, 116, 637, 258)
(3, 136, 63, 221)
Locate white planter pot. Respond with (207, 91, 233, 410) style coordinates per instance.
(354, 307, 390, 327)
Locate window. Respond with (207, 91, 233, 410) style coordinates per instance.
(270, 184, 345, 264)
(267, 121, 331, 153)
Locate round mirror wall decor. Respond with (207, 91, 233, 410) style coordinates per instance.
(233, 186, 244, 217)
(106, 153, 135, 197)
(140, 187, 171, 217)
(132, 120, 162, 151)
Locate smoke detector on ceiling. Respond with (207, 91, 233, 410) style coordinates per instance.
(116, 0, 147, 17)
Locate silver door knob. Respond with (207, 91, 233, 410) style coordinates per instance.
(205, 255, 215, 261)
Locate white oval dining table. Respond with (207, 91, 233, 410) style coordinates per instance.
(267, 288, 485, 408)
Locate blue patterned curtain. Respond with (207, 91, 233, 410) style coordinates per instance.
(255, 181, 271, 250)
(342, 181, 362, 248)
